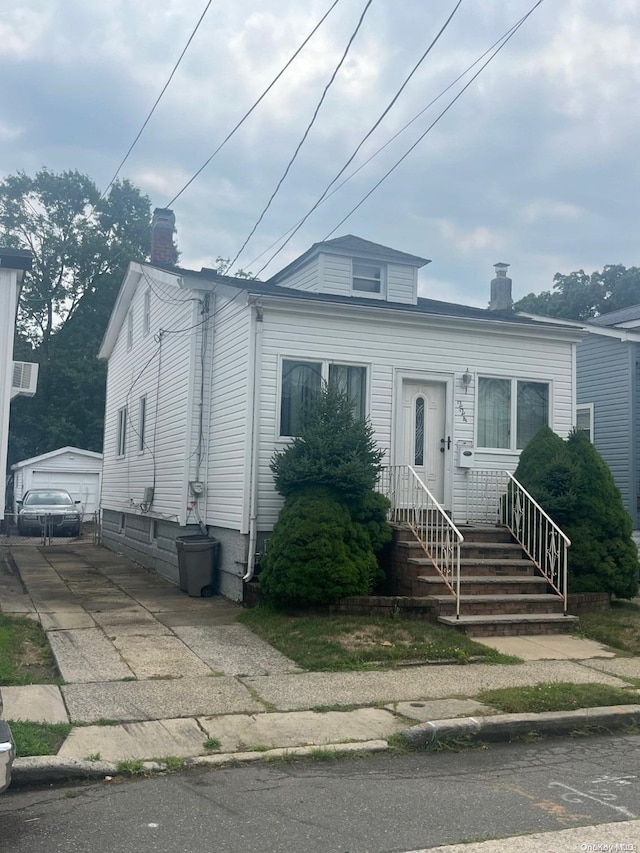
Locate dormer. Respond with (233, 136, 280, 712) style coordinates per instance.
(266, 235, 429, 305)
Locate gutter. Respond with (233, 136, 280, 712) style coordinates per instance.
(243, 299, 264, 582)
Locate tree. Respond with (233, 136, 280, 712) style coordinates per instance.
(1, 168, 152, 464)
(514, 265, 640, 321)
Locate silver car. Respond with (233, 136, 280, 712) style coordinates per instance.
(0, 689, 15, 793)
(17, 489, 82, 537)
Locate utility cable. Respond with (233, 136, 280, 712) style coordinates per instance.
(324, 0, 544, 238)
(166, 0, 343, 207)
(101, 0, 216, 200)
(224, 0, 375, 273)
(252, 0, 463, 277)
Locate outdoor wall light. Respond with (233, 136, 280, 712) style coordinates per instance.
(462, 368, 473, 392)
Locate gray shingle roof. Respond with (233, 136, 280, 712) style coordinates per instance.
(590, 304, 640, 327)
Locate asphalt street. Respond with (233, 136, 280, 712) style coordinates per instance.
(2, 732, 640, 853)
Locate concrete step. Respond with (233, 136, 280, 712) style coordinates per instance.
(409, 557, 537, 576)
(461, 542, 526, 559)
(428, 593, 564, 617)
(437, 612, 578, 637)
(456, 525, 514, 544)
(416, 575, 551, 596)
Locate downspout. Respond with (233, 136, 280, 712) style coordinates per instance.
(243, 300, 264, 582)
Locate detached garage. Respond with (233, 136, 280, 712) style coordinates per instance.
(12, 447, 103, 516)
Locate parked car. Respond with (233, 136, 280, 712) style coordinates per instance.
(0, 689, 15, 793)
(16, 489, 82, 537)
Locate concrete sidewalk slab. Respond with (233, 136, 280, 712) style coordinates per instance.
(47, 628, 135, 682)
(156, 607, 239, 628)
(197, 708, 406, 752)
(243, 661, 631, 711)
(389, 698, 497, 722)
(61, 676, 263, 722)
(110, 634, 213, 679)
(580, 657, 640, 679)
(173, 624, 302, 675)
(1, 684, 68, 723)
(39, 611, 96, 630)
(90, 607, 170, 636)
(58, 717, 207, 761)
(478, 634, 616, 660)
(0, 591, 36, 613)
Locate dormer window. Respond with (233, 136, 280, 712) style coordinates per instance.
(352, 261, 384, 296)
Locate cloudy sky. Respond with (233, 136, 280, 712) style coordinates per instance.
(1, 0, 638, 306)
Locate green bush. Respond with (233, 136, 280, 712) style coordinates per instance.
(259, 489, 378, 607)
(514, 427, 639, 598)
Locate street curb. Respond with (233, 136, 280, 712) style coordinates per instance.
(400, 704, 640, 749)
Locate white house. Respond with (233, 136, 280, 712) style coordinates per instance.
(12, 446, 103, 516)
(97, 211, 583, 602)
(0, 248, 35, 526)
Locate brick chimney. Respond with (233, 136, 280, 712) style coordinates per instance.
(488, 262, 513, 311)
(150, 208, 176, 265)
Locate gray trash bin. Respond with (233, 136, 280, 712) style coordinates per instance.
(175, 535, 219, 597)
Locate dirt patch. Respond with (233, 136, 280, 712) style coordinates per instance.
(335, 626, 416, 652)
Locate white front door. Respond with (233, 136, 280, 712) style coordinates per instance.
(401, 380, 446, 503)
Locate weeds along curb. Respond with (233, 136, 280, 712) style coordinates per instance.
(400, 705, 640, 750)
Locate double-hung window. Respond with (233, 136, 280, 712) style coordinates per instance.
(352, 262, 383, 296)
(127, 311, 133, 350)
(279, 359, 367, 437)
(478, 377, 549, 450)
(117, 407, 127, 457)
(576, 403, 594, 442)
(143, 290, 151, 337)
(138, 396, 147, 452)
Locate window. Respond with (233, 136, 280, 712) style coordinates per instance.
(143, 289, 151, 336)
(352, 262, 383, 295)
(280, 359, 367, 437)
(117, 407, 127, 456)
(576, 403, 594, 442)
(138, 396, 147, 452)
(127, 311, 133, 350)
(478, 377, 549, 450)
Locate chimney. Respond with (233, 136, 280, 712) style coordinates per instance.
(150, 208, 176, 265)
(488, 262, 513, 311)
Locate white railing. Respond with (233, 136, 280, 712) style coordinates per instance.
(378, 465, 463, 618)
(465, 469, 570, 611)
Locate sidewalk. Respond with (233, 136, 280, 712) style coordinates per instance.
(2, 543, 640, 784)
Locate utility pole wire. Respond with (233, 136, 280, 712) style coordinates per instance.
(166, 0, 343, 208)
(101, 0, 215, 200)
(225, 0, 375, 274)
(252, 0, 463, 278)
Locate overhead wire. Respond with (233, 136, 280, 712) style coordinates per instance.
(166, 0, 343, 207)
(224, 0, 375, 274)
(323, 0, 545, 238)
(251, 0, 463, 277)
(100, 0, 215, 201)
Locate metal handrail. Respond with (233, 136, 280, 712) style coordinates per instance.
(465, 469, 570, 612)
(378, 465, 463, 618)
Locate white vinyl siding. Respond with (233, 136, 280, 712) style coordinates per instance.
(274, 256, 320, 292)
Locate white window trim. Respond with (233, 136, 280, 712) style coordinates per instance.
(476, 375, 551, 452)
(143, 289, 151, 337)
(126, 311, 133, 351)
(138, 395, 147, 453)
(576, 402, 594, 442)
(117, 407, 127, 457)
(276, 356, 370, 440)
(351, 259, 386, 299)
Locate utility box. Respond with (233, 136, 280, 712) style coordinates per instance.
(457, 441, 475, 468)
(175, 535, 219, 597)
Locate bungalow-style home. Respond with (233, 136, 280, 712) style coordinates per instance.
(12, 446, 103, 516)
(0, 248, 35, 528)
(576, 304, 640, 536)
(98, 211, 584, 632)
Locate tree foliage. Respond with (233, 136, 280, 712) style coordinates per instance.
(514, 427, 639, 598)
(2, 168, 152, 466)
(514, 265, 640, 321)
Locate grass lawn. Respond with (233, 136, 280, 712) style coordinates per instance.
(0, 613, 60, 685)
(577, 600, 640, 655)
(9, 720, 72, 757)
(237, 606, 519, 670)
(477, 682, 637, 714)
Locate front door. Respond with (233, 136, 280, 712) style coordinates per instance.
(401, 380, 446, 503)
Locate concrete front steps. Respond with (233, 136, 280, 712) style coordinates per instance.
(391, 523, 578, 637)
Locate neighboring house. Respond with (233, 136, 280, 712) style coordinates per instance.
(576, 304, 640, 533)
(12, 447, 103, 516)
(0, 248, 35, 527)
(98, 210, 583, 601)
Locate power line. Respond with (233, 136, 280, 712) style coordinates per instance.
(324, 0, 545, 238)
(246, 7, 535, 271)
(100, 0, 215, 200)
(252, 0, 463, 277)
(224, 0, 375, 274)
(166, 0, 343, 207)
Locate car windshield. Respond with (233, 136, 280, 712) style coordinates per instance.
(23, 491, 73, 507)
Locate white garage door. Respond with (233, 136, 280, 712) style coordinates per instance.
(31, 470, 100, 515)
